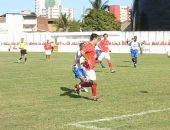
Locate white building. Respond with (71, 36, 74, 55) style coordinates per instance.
(35, 0, 73, 20)
(120, 6, 130, 22)
(0, 12, 37, 33)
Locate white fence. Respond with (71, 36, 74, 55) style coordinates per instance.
(0, 31, 170, 53)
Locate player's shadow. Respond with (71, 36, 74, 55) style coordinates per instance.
(140, 90, 149, 93)
(95, 70, 102, 72)
(123, 60, 131, 62)
(60, 87, 92, 101)
(117, 65, 131, 68)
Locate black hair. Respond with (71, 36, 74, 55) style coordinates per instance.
(103, 33, 108, 37)
(79, 43, 84, 48)
(90, 33, 99, 41)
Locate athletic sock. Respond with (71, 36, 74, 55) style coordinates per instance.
(108, 62, 113, 71)
(91, 85, 96, 97)
(100, 61, 104, 67)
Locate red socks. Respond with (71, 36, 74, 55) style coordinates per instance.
(91, 85, 96, 97)
(108, 62, 113, 71)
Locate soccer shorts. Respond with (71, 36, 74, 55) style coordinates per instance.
(21, 50, 27, 55)
(98, 52, 110, 61)
(72, 66, 86, 79)
(45, 50, 51, 55)
(85, 69, 96, 81)
(96, 50, 101, 58)
(131, 49, 139, 58)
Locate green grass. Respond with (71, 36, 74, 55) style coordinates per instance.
(0, 52, 170, 130)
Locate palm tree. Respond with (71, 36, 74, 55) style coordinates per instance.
(54, 13, 70, 32)
(60, 13, 70, 31)
(87, 0, 109, 11)
(83, 0, 109, 18)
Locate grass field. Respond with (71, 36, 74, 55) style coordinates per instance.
(0, 52, 170, 130)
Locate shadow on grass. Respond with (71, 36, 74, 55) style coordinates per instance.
(140, 90, 149, 93)
(117, 65, 131, 68)
(60, 87, 92, 101)
(123, 60, 131, 62)
(95, 70, 103, 72)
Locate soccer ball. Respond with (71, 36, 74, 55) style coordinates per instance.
(81, 87, 88, 93)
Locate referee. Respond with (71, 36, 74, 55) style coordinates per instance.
(18, 38, 27, 64)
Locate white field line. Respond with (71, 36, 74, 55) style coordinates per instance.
(68, 108, 170, 130)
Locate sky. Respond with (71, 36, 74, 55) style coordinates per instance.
(0, 0, 132, 20)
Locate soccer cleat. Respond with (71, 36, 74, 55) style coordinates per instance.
(134, 64, 137, 68)
(92, 96, 97, 101)
(82, 87, 88, 92)
(102, 65, 105, 68)
(74, 84, 81, 95)
(17, 60, 21, 63)
(110, 70, 116, 73)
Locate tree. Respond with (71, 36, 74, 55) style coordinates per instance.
(54, 13, 81, 32)
(81, 9, 121, 31)
(54, 13, 70, 32)
(87, 0, 109, 11)
(69, 20, 81, 32)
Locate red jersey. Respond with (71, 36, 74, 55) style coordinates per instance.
(44, 42, 52, 50)
(82, 42, 96, 69)
(99, 39, 110, 52)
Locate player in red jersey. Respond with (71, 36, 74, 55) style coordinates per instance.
(75, 33, 99, 101)
(98, 33, 115, 73)
(44, 40, 52, 61)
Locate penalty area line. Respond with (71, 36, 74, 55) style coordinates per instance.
(67, 108, 170, 130)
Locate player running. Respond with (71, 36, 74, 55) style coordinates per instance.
(75, 33, 99, 101)
(72, 43, 88, 94)
(18, 38, 27, 64)
(98, 33, 115, 73)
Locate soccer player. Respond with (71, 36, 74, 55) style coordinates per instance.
(18, 38, 27, 64)
(75, 33, 99, 101)
(98, 33, 115, 73)
(128, 36, 141, 68)
(72, 43, 88, 93)
(44, 40, 52, 61)
(95, 37, 105, 68)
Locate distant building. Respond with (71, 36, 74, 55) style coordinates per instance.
(132, 0, 170, 31)
(35, 0, 73, 20)
(109, 5, 131, 23)
(0, 11, 56, 33)
(0, 12, 37, 33)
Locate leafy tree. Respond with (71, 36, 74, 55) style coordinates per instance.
(54, 13, 70, 32)
(69, 20, 81, 32)
(54, 13, 81, 32)
(81, 9, 121, 31)
(87, 0, 109, 11)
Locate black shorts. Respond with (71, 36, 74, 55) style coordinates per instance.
(20, 50, 27, 55)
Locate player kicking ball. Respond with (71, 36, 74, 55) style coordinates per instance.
(72, 43, 88, 94)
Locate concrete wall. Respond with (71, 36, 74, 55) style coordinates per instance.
(0, 31, 170, 53)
